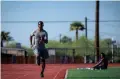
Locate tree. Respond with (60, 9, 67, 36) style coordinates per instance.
(1, 31, 14, 47)
(100, 38, 112, 53)
(5, 42, 17, 48)
(61, 36, 72, 43)
(72, 36, 94, 56)
(70, 21, 84, 41)
(22, 46, 34, 56)
(104, 38, 112, 47)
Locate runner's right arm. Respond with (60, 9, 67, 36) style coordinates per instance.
(30, 35, 33, 47)
(30, 30, 36, 48)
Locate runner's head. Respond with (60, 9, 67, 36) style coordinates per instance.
(38, 21, 44, 30)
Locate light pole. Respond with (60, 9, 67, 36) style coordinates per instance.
(95, 0, 100, 62)
(84, 17, 87, 64)
(111, 38, 116, 63)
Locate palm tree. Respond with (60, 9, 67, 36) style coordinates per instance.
(1, 31, 13, 47)
(70, 21, 84, 41)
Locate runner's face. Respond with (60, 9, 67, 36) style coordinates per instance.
(38, 24, 43, 29)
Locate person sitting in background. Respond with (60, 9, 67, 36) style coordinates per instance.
(93, 53, 108, 70)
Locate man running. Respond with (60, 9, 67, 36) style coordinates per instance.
(30, 21, 49, 77)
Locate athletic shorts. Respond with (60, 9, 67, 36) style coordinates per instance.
(34, 48, 49, 59)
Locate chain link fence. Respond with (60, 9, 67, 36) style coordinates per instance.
(1, 47, 120, 64)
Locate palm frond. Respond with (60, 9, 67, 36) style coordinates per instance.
(70, 21, 84, 31)
(1, 31, 14, 41)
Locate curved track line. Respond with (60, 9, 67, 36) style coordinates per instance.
(53, 67, 63, 79)
(16, 74, 28, 79)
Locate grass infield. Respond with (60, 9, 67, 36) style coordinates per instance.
(66, 67, 120, 79)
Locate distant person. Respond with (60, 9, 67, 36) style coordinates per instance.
(62, 56, 65, 64)
(30, 21, 49, 77)
(1, 41, 3, 47)
(60, 56, 64, 64)
(25, 50, 28, 64)
(72, 49, 75, 63)
(93, 53, 108, 70)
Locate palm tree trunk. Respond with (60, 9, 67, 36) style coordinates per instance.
(76, 28, 78, 41)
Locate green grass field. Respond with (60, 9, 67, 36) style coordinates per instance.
(66, 67, 120, 79)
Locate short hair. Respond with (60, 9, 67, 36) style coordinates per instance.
(101, 53, 105, 58)
(38, 21, 44, 26)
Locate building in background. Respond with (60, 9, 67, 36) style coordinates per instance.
(1, 43, 27, 64)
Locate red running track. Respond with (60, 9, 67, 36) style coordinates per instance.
(1, 64, 120, 79)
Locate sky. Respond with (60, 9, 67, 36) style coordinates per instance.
(1, 1, 120, 47)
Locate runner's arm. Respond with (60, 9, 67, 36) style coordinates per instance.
(44, 31, 48, 44)
(30, 30, 35, 47)
(30, 35, 33, 46)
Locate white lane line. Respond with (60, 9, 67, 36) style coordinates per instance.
(15, 74, 28, 79)
(64, 69, 68, 79)
(53, 67, 63, 79)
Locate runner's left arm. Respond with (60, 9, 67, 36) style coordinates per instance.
(44, 31, 48, 44)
